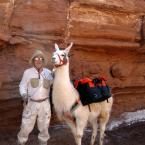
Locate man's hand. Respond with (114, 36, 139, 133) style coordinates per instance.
(22, 95, 28, 101)
(22, 94, 28, 107)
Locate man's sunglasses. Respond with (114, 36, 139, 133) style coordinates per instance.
(34, 57, 44, 61)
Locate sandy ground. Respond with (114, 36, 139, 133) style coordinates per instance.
(0, 121, 145, 145)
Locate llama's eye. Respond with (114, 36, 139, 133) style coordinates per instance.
(61, 54, 65, 57)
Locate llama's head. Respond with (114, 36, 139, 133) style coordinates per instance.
(51, 42, 73, 67)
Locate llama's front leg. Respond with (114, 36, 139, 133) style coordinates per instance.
(67, 122, 78, 143)
(75, 127, 83, 145)
(75, 119, 87, 145)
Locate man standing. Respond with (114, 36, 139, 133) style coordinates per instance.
(17, 49, 53, 145)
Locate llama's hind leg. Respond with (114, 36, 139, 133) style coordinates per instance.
(98, 114, 109, 145)
(90, 119, 98, 145)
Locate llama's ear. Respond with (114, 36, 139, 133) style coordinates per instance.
(65, 42, 73, 54)
(54, 43, 60, 51)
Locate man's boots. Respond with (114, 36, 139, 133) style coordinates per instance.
(39, 141, 47, 145)
(18, 142, 25, 145)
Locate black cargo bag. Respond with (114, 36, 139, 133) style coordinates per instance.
(76, 78, 111, 106)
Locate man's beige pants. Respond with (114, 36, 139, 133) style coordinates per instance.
(17, 99, 51, 144)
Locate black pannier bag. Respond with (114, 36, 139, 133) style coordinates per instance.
(74, 77, 111, 106)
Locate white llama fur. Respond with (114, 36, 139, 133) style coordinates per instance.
(52, 43, 113, 145)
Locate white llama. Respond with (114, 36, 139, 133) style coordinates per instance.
(52, 42, 113, 145)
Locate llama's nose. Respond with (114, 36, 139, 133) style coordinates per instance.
(51, 57, 56, 62)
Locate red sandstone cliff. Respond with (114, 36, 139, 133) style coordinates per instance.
(0, 0, 145, 130)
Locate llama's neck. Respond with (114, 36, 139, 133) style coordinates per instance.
(54, 62, 70, 82)
(53, 62, 78, 112)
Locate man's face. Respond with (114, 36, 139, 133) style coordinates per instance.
(33, 56, 44, 69)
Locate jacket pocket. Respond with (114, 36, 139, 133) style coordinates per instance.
(43, 78, 50, 89)
(30, 78, 39, 88)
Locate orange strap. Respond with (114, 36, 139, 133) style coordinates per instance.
(74, 77, 108, 88)
(74, 78, 95, 88)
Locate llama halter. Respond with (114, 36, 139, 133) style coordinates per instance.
(53, 52, 67, 67)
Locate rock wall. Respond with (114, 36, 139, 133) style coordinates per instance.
(0, 0, 145, 130)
